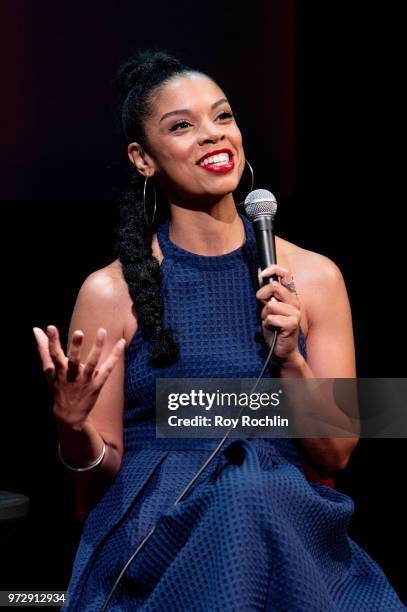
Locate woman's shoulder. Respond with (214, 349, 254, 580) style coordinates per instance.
(276, 235, 343, 286)
(80, 259, 127, 300)
(276, 236, 346, 338)
(78, 260, 137, 343)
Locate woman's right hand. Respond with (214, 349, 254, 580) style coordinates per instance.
(32, 325, 126, 432)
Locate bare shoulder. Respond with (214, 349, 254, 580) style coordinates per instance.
(277, 235, 344, 285)
(76, 259, 137, 343)
(276, 236, 347, 336)
(80, 259, 126, 303)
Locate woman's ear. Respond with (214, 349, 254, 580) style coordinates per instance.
(127, 142, 155, 177)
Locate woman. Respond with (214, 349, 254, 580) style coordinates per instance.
(33, 51, 405, 610)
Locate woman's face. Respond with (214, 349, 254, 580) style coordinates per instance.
(129, 73, 245, 204)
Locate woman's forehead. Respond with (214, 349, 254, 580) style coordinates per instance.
(152, 74, 226, 116)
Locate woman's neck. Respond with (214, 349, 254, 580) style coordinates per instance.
(168, 199, 245, 256)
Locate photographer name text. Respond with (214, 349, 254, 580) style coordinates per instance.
(167, 414, 288, 428)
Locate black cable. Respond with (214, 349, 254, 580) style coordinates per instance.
(100, 331, 278, 611)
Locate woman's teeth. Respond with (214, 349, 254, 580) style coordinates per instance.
(199, 153, 230, 167)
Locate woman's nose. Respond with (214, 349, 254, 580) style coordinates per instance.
(197, 120, 225, 145)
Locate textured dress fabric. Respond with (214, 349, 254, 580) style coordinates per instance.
(63, 213, 405, 611)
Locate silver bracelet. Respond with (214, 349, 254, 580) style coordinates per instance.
(58, 439, 106, 472)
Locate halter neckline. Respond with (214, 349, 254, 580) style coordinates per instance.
(156, 213, 257, 271)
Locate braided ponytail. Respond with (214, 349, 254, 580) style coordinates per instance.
(114, 50, 207, 367)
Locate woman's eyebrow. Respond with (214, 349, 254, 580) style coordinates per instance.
(159, 98, 229, 123)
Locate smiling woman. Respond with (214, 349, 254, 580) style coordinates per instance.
(127, 70, 246, 255)
(33, 50, 405, 611)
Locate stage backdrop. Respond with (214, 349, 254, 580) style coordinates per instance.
(0, 0, 405, 602)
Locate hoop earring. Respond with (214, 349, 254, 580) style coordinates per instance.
(235, 159, 255, 207)
(143, 175, 157, 226)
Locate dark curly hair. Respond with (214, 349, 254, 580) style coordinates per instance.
(113, 50, 213, 367)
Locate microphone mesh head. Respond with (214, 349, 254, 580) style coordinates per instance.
(244, 189, 277, 221)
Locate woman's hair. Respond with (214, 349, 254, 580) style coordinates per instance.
(113, 50, 211, 367)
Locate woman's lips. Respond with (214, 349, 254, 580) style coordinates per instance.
(199, 156, 235, 173)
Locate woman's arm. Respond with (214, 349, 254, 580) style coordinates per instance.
(257, 255, 359, 478)
(280, 254, 359, 477)
(34, 266, 131, 521)
(63, 267, 131, 519)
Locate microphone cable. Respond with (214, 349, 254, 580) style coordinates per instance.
(100, 328, 279, 612)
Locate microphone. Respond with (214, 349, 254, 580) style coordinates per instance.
(244, 189, 279, 285)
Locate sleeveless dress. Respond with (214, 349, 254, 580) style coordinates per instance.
(63, 213, 405, 611)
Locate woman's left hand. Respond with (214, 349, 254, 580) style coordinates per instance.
(256, 264, 302, 366)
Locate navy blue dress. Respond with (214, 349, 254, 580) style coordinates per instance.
(63, 213, 405, 611)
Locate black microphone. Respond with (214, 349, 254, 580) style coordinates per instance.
(243, 189, 279, 285)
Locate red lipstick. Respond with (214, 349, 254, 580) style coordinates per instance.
(196, 148, 235, 173)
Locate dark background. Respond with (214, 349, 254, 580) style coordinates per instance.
(1, 0, 405, 605)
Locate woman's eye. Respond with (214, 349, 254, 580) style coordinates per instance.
(217, 111, 234, 120)
(169, 111, 233, 132)
(169, 120, 191, 132)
